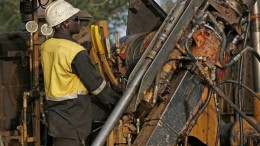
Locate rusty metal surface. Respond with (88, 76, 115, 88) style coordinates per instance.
(140, 32, 155, 55)
(230, 117, 260, 146)
(133, 70, 204, 145)
(135, 0, 205, 113)
(191, 28, 220, 69)
(248, 133, 260, 146)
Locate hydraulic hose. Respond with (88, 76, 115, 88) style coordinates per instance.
(219, 45, 260, 67)
(208, 13, 260, 68)
(207, 12, 229, 68)
(92, 25, 119, 87)
(93, 26, 105, 54)
(220, 80, 260, 100)
(194, 88, 213, 122)
(184, 24, 260, 133)
(184, 25, 200, 63)
(244, 46, 260, 61)
(202, 23, 222, 41)
(90, 25, 105, 79)
(186, 87, 213, 134)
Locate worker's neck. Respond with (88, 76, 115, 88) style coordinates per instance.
(53, 30, 76, 43)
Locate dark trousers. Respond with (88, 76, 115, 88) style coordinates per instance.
(52, 100, 110, 146)
(53, 137, 81, 146)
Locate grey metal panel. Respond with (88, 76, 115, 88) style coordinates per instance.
(133, 70, 204, 145)
(127, 0, 166, 35)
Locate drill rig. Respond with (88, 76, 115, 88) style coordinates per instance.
(0, 0, 260, 146)
(91, 0, 260, 145)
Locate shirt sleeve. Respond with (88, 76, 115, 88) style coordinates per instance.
(71, 50, 118, 105)
(71, 50, 103, 91)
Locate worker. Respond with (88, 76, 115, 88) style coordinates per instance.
(41, 0, 118, 145)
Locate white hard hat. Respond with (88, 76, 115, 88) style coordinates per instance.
(45, 0, 80, 27)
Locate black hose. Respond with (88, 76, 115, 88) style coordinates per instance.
(238, 18, 250, 146)
(208, 13, 260, 67)
(192, 87, 213, 121)
(220, 80, 260, 100)
(183, 21, 260, 133)
(219, 46, 260, 68)
(184, 27, 199, 63)
(207, 12, 229, 68)
(185, 87, 213, 142)
(245, 46, 260, 62)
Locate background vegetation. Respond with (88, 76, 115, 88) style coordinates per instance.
(0, 0, 175, 35)
(0, 0, 128, 34)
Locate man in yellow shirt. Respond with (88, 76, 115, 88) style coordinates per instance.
(41, 0, 118, 145)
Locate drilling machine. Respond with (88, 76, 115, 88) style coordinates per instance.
(91, 0, 260, 145)
(0, 0, 260, 146)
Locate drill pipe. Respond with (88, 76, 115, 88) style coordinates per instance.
(90, 61, 151, 146)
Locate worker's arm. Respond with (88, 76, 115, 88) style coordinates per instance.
(71, 50, 118, 105)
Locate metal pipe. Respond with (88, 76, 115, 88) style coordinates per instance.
(220, 80, 260, 100)
(91, 60, 151, 146)
(251, 0, 260, 123)
(251, 0, 260, 93)
(22, 92, 29, 146)
(152, 72, 160, 104)
(237, 17, 250, 146)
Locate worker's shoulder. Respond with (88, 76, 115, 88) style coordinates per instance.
(43, 38, 85, 52)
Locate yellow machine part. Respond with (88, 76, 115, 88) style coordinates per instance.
(189, 87, 218, 146)
(255, 93, 260, 122)
(91, 25, 119, 87)
(230, 117, 259, 145)
(90, 25, 105, 79)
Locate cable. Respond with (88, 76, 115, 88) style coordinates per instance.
(208, 14, 260, 68)
(186, 87, 213, 135)
(184, 14, 260, 133)
(220, 80, 260, 100)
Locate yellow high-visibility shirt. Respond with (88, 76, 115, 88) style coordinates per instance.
(41, 38, 88, 101)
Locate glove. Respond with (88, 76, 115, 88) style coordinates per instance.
(95, 84, 120, 106)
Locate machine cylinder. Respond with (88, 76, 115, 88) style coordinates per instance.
(250, 1, 260, 92)
(250, 0, 260, 122)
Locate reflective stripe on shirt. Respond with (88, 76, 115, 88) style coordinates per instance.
(91, 80, 106, 95)
(46, 90, 88, 101)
